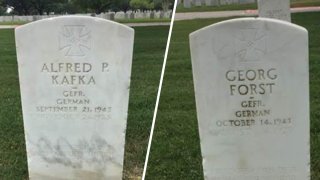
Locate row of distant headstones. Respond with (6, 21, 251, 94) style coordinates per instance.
(0, 11, 173, 22)
(179, 0, 256, 8)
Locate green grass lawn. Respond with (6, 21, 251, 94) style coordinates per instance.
(0, 21, 27, 25)
(0, 25, 169, 179)
(146, 12, 320, 179)
(118, 18, 171, 23)
(177, 0, 320, 12)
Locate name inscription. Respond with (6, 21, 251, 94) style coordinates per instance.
(215, 67, 292, 130)
(41, 62, 109, 85)
(226, 68, 277, 96)
(36, 61, 112, 119)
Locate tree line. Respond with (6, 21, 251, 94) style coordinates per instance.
(0, 0, 174, 15)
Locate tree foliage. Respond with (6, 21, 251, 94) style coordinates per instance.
(90, 0, 113, 14)
(30, 0, 64, 15)
(0, 0, 5, 15)
(161, 0, 175, 11)
(5, 0, 33, 15)
(1, 0, 172, 15)
(111, 0, 130, 12)
(130, 0, 153, 11)
(154, 0, 174, 11)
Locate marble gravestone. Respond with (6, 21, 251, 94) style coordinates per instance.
(190, 18, 309, 179)
(16, 16, 134, 179)
(258, 0, 291, 22)
(184, 0, 191, 8)
(195, 0, 202, 6)
(205, 0, 213, 6)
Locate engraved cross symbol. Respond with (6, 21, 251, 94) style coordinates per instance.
(235, 28, 266, 62)
(59, 25, 91, 57)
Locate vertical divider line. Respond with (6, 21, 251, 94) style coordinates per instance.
(141, 1, 178, 179)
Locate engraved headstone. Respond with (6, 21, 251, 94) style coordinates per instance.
(190, 18, 309, 180)
(15, 16, 134, 179)
(258, 0, 291, 22)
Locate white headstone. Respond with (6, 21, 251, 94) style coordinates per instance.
(205, 0, 213, 6)
(3, 16, 12, 22)
(109, 12, 115, 20)
(102, 13, 109, 20)
(15, 16, 134, 179)
(184, 0, 191, 8)
(220, 0, 230, 5)
(155, 11, 161, 18)
(26, 16, 33, 22)
(150, 11, 155, 19)
(96, 13, 104, 18)
(115, 11, 126, 19)
(130, 12, 135, 19)
(258, 0, 291, 22)
(190, 18, 309, 180)
(195, 0, 202, 6)
(135, 12, 144, 19)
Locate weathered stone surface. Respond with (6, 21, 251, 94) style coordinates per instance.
(190, 18, 309, 180)
(184, 0, 192, 8)
(258, 0, 291, 22)
(16, 16, 134, 179)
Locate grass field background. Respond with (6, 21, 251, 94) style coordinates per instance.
(146, 12, 320, 179)
(177, 0, 320, 12)
(0, 18, 171, 26)
(0, 25, 169, 179)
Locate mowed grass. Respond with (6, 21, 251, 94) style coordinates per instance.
(177, 0, 320, 12)
(0, 21, 27, 25)
(0, 29, 27, 179)
(0, 18, 171, 26)
(146, 12, 320, 179)
(0, 25, 169, 179)
(123, 25, 168, 179)
(118, 18, 171, 23)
